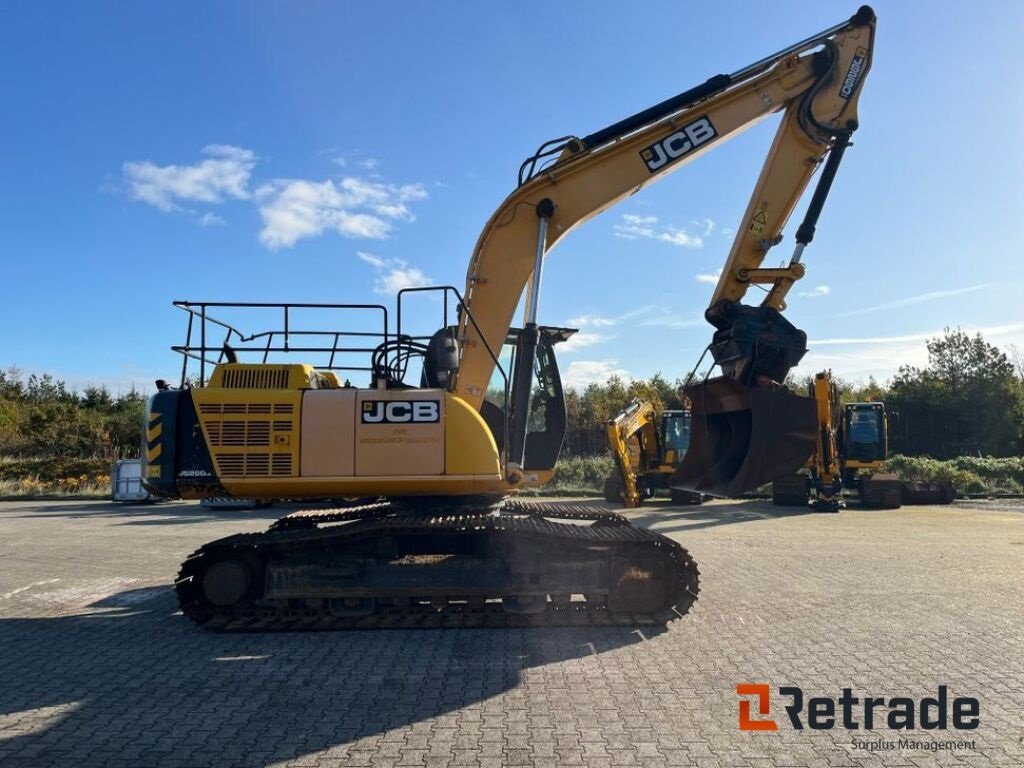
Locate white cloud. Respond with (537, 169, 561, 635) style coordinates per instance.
(558, 331, 607, 353)
(622, 214, 658, 225)
(375, 265, 431, 295)
(694, 268, 722, 284)
(563, 360, 632, 389)
(614, 215, 658, 240)
(799, 284, 830, 298)
(356, 251, 386, 268)
(613, 214, 705, 248)
(123, 145, 256, 212)
(256, 177, 427, 249)
(659, 228, 703, 248)
(357, 251, 433, 295)
(795, 323, 1024, 381)
(198, 212, 225, 227)
(721, 226, 735, 237)
(837, 284, 992, 317)
(810, 323, 1023, 347)
(570, 305, 702, 330)
(567, 306, 653, 328)
(123, 145, 427, 246)
(639, 313, 704, 329)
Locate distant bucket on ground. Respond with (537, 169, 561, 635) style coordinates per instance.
(671, 377, 817, 497)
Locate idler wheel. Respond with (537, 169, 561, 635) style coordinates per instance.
(201, 560, 253, 607)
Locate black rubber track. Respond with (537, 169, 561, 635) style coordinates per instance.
(175, 500, 699, 631)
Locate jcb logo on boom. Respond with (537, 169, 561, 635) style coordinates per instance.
(361, 400, 440, 424)
(640, 116, 717, 172)
(839, 47, 868, 100)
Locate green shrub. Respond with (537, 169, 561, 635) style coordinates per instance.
(548, 455, 615, 493)
(883, 454, 1023, 494)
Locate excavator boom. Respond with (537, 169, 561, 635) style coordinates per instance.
(456, 6, 875, 409)
(454, 7, 875, 497)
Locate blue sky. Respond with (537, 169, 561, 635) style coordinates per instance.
(2, 1, 1022, 392)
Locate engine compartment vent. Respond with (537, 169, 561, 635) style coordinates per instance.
(220, 367, 291, 390)
(193, 391, 301, 479)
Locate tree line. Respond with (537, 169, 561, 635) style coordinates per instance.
(562, 328, 1024, 459)
(0, 328, 1020, 482)
(0, 371, 145, 473)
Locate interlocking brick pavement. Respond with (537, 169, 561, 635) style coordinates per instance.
(0, 498, 1021, 767)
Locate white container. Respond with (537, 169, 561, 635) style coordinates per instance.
(111, 459, 153, 502)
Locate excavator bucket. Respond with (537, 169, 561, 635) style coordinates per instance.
(671, 377, 818, 497)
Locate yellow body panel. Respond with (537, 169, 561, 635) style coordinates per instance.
(220, 474, 508, 499)
(300, 389, 357, 477)
(444, 394, 502, 477)
(355, 390, 446, 476)
(189, 364, 510, 499)
(192, 387, 301, 481)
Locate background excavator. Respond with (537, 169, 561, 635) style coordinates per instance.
(603, 400, 704, 508)
(770, 371, 957, 510)
(143, 7, 876, 630)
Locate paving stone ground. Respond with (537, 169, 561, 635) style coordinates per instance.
(0, 497, 1021, 768)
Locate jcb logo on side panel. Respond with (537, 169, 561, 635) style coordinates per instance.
(361, 400, 440, 424)
(640, 116, 718, 172)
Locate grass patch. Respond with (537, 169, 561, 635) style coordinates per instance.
(0, 475, 111, 497)
(0, 456, 113, 497)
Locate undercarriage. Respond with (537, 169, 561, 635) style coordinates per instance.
(175, 499, 700, 631)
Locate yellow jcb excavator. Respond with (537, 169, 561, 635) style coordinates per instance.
(770, 371, 957, 510)
(143, 7, 876, 629)
(603, 400, 704, 508)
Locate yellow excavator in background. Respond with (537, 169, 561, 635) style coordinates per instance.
(143, 7, 876, 630)
(771, 371, 957, 510)
(604, 400, 704, 507)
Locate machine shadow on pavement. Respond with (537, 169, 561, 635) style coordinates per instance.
(5, 501, 306, 527)
(626, 497, 817, 534)
(0, 586, 669, 768)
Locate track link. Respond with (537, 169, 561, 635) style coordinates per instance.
(175, 500, 699, 631)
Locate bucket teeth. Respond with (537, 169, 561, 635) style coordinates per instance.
(671, 377, 817, 497)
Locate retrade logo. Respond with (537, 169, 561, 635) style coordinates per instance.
(737, 684, 778, 731)
(736, 684, 979, 732)
(361, 400, 440, 424)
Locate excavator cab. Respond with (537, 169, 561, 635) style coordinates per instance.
(659, 410, 691, 466)
(842, 403, 886, 462)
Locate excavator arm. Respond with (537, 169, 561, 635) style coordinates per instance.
(606, 399, 661, 508)
(453, 7, 875, 484)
